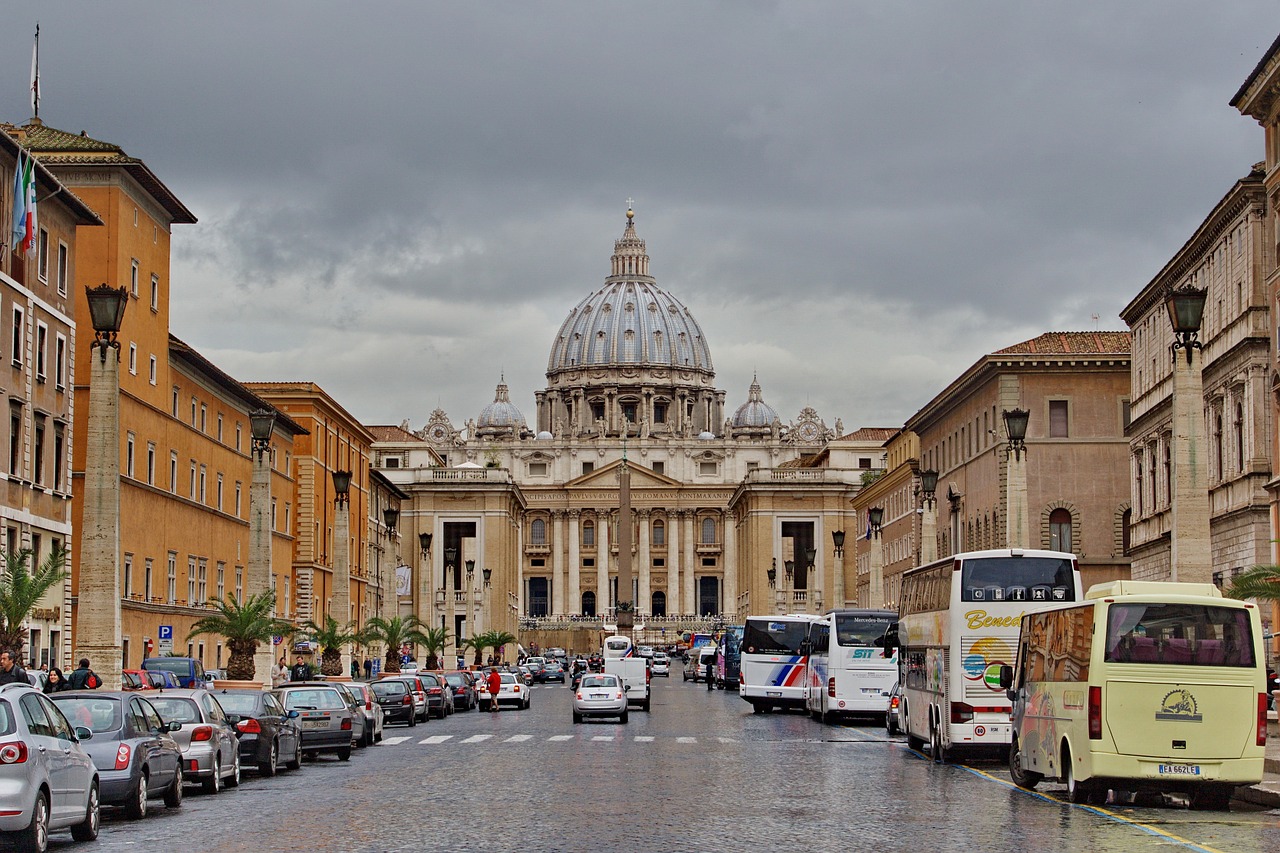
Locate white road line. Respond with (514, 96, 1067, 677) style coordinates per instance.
(591, 736, 614, 741)
(504, 735, 533, 742)
(419, 735, 452, 745)
(548, 735, 575, 741)
(676, 737, 697, 743)
(633, 736, 655, 742)
(380, 736, 410, 746)
(716, 737, 737, 743)
(461, 734, 493, 744)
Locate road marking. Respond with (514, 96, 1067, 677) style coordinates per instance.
(461, 734, 493, 744)
(676, 737, 697, 743)
(633, 736, 655, 742)
(504, 735, 532, 742)
(381, 736, 410, 746)
(419, 735, 452, 745)
(591, 735, 614, 741)
(716, 737, 737, 743)
(548, 735, 575, 741)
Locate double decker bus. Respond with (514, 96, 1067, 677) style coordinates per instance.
(804, 609, 897, 723)
(895, 548, 1081, 761)
(739, 614, 821, 713)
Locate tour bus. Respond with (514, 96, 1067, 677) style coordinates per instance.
(895, 548, 1082, 761)
(805, 609, 897, 723)
(1001, 581, 1266, 809)
(739, 614, 821, 713)
(713, 625, 744, 690)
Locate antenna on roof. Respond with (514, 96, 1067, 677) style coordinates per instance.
(30, 23, 40, 121)
(1091, 313, 1099, 330)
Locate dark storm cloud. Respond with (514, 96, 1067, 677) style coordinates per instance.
(4, 2, 1272, 427)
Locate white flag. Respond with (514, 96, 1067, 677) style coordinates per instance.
(30, 24, 39, 117)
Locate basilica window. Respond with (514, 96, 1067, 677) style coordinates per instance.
(653, 402, 667, 424)
(652, 520, 665, 546)
(701, 517, 716, 544)
(699, 461, 717, 476)
(582, 521, 595, 546)
(622, 401, 637, 423)
(531, 518, 547, 545)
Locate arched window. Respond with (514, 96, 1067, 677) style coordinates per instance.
(1121, 508, 1132, 556)
(531, 518, 547, 545)
(652, 519, 665, 546)
(651, 591, 666, 617)
(581, 591, 596, 617)
(582, 520, 595, 547)
(1049, 508, 1072, 552)
(700, 517, 716, 544)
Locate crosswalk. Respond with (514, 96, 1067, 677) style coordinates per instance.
(378, 733, 744, 746)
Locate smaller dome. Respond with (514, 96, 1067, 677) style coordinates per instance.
(732, 374, 779, 428)
(536, 430, 554, 440)
(698, 430, 716, 440)
(477, 378, 526, 433)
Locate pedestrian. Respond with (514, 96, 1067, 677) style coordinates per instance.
(363, 657, 373, 680)
(289, 655, 312, 682)
(66, 658, 100, 689)
(43, 667, 67, 694)
(351, 658, 360, 679)
(0, 651, 26, 686)
(272, 657, 289, 688)
(486, 667, 502, 713)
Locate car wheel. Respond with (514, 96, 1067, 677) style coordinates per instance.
(124, 770, 149, 820)
(620, 710, 629, 724)
(226, 752, 241, 788)
(285, 738, 302, 771)
(408, 711, 417, 727)
(573, 712, 582, 724)
(337, 746, 352, 762)
(17, 789, 49, 853)
(69, 782, 100, 842)
(260, 740, 279, 777)
(163, 768, 184, 808)
(202, 758, 222, 794)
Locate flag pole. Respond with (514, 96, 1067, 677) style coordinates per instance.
(31, 23, 40, 121)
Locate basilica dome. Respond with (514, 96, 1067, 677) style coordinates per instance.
(476, 379, 526, 436)
(731, 374, 780, 437)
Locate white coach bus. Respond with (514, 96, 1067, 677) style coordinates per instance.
(804, 609, 898, 724)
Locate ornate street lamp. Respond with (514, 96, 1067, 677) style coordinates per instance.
(444, 546, 458, 567)
(805, 546, 817, 569)
(465, 558, 476, 584)
(784, 560, 795, 582)
(331, 470, 352, 505)
(482, 567, 492, 588)
(85, 284, 129, 362)
(419, 532, 433, 558)
(832, 529, 846, 557)
(1166, 283, 1208, 364)
(767, 558, 777, 588)
(249, 408, 276, 460)
(1002, 408, 1030, 461)
(383, 507, 399, 536)
(868, 506, 885, 534)
(919, 469, 939, 502)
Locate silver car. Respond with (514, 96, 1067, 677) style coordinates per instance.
(0, 683, 99, 852)
(146, 690, 240, 794)
(337, 681, 383, 746)
(273, 684, 356, 761)
(572, 673, 629, 723)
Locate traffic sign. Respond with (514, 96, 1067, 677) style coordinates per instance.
(272, 635, 283, 646)
(158, 624, 174, 653)
(158, 625, 173, 640)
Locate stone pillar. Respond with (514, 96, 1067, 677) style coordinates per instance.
(637, 510, 651, 616)
(567, 510, 581, 615)
(667, 512, 681, 615)
(596, 510, 610, 613)
(248, 440, 274, 686)
(552, 510, 566, 615)
(1171, 350, 1212, 582)
(1006, 451, 1030, 549)
(77, 345, 123, 690)
(723, 512, 737, 618)
(683, 510, 697, 616)
(921, 497, 938, 565)
(332, 498, 352, 677)
(832, 542, 844, 611)
(868, 528, 885, 609)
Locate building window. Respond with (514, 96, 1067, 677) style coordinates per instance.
(189, 461, 197, 498)
(1049, 508, 1072, 552)
(34, 323, 46, 381)
(1214, 413, 1224, 481)
(11, 307, 23, 366)
(149, 355, 156, 385)
(235, 481, 242, 516)
(199, 404, 207, 433)
(582, 521, 595, 546)
(32, 417, 43, 485)
(216, 561, 225, 601)
(144, 558, 153, 601)
(216, 473, 223, 510)
(130, 260, 139, 296)
(56, 242, 68, 295)
(54, 334, 65, 390)
(169, 451, 178, 494)
(529, 461, 548, 476)
(235, 565, 243, 602)
(146, 442, 155, 485)
(126, 432, 135, 478)
(190, 397, 197, 426)
(128, 343, 137, 375)
(37, 229, 48, 281)
(531, 518, 547, 545)
(9, 403, 21, 476)
(150, 274, 159, 311)
(653, 402, 667, 424)
(52, 424, 64, 491)
(582, 461, 594, 475)
(235, 423, 242, 451)
(167, 552, 177, 604)
(271, 498, 277, 531)
(1049, 400, 1069, 438)
(123, 554, 132, 599)
(217, 414, 223, 442)
(188, 557, 197, 605)
(1234, 403, 1244, 474)
(651, 461, 664, 475)
(699, 461, 717, 476)
(171, 387, 180, 417)
(700, 517, 716, 544)
(652, 520, 665, 546)
(197, 559, 207, 605)
(199, 465, 207, 502)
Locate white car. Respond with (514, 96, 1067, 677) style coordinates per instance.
(651, 653, 670, 677)
(479, 672, 530, 711)
(573, 673, 629, 723)
(636, 646, 655, 659)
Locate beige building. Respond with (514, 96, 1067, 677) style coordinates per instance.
(880, 332, 1133, 595)
(1120, 167, 1272, 587)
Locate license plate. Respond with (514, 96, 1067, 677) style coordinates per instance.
(1158, 764, 1201, 776)
(303, 719, 328, 729)
(766, 691, 782, 697)
(861, 688, 881, 694)
(591, 693, 607, 699)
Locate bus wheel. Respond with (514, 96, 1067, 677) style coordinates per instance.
(821, 710, 837, 725)
(1008, 738, 1041, 790)
(1063, 746, 1097, 804)
(930, 722, 948, 764)
(751, 702, 764, 715)
(1190, 783, 1233, 811)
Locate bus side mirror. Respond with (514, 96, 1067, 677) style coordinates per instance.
(998, 665, 1013, 691)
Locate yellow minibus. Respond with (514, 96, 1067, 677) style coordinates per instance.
(1000, 580, 1266, 810)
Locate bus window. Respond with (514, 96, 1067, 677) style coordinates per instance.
(834, 613, 894, 647)
(1105, 603, 1255, 667)
(742, 620, 808, 655)
(960, 556, 1076, 603)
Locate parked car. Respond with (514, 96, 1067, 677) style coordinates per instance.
(336, 682, 383, 745)
(636, 645, 655, 660)
(444, 671, 477, 711)
(543, 660, 567, 684)
(516, 665, 534, 687)
(0, 683, 100, 851)
(370, 679, 417, 727)
(651, 653, 670, 677)
(525, 660, 548, 684)
(140, 657, 210, 690)
(215, 689, 303, 775)
(120, 671, 151, 692)
(885, 682, 902, 736)
(50, 691, 184, 820)
(146, 689, 240, 794)
(273, 684, 356, 761)
(322, 682, 368, 748)
(417, 673, 455, 719)
(479, 671, 530, 711)
(384, 675, 429, 722)
(572, 673, 629, 724)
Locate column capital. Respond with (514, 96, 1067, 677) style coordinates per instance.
(567, 508, 583, 519)
(550, 508, 566, 519)
(635, 508, 652, 519)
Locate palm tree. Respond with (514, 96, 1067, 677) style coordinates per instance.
(471, 630, 517, 666)
(0, 546, 67, 657)
(362, 615, 433, 674)
(419, 626, 452, 671)
(300, 615, 365, 677)
(1227, 565, 1280, 603)
(186, 592, 294, 681)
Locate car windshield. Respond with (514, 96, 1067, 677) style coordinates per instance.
(282, 689, 346, 710)
(215, 693, 262, 716)
(580, 676, 619, 688)
(51, 697, 122, 733)
(372, 682, 407, 697)
(445, 674, 465, 687)
(418, 675, 440, 687)
(144, 659, 193, 676)
(148, 697, 202, 724)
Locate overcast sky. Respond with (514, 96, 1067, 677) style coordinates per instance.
(5, 3, 1274, 433)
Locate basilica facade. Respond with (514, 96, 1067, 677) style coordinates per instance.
(373, 211, 885, 646)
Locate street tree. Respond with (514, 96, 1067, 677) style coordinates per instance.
(300, 615, 365, 677)
(362, 615, 432, 674)
(186, 591, 294, 681)
(1227, 565, 1280, 603)
(0, 546, 67, 658)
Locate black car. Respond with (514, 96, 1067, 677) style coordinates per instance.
(216, 688, 304, 775)
(418, 672, 455, 719)
(444, 671, 477, 711)
(370, 678, 418, 726)
(543, 660, 566, 684)
(526, 661, 548, 683)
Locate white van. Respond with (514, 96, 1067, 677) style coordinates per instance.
(1001, 580, 1266, 809)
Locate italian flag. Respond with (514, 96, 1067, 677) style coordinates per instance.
(10, 149, 35, 258)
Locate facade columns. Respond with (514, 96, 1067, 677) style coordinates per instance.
(596, 510, 610, 612)
(567, 510, 581, 615)
(637, 510, 651, 615)
(667, 512, 681, 615)
(1171, 350, 1213, 582)
(551, 510, 566, 615)
(722, 511, 736, 617)
(683, 510, 696, 615)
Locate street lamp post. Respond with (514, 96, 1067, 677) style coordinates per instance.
(1003, 409, 1031, 548)
(381, 507, 399, 623)
(917, 468, 939, 565)
(78, 284, 129, 690)
(444, 546, 458, 658)
(805, 546, 818, 612)
(1166, 284, 1212, 582)
(331, 469, 353, 677)
(867, 507, 885, 609)
(832, 529, 846, 608)
(248, 407, 277, 687)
